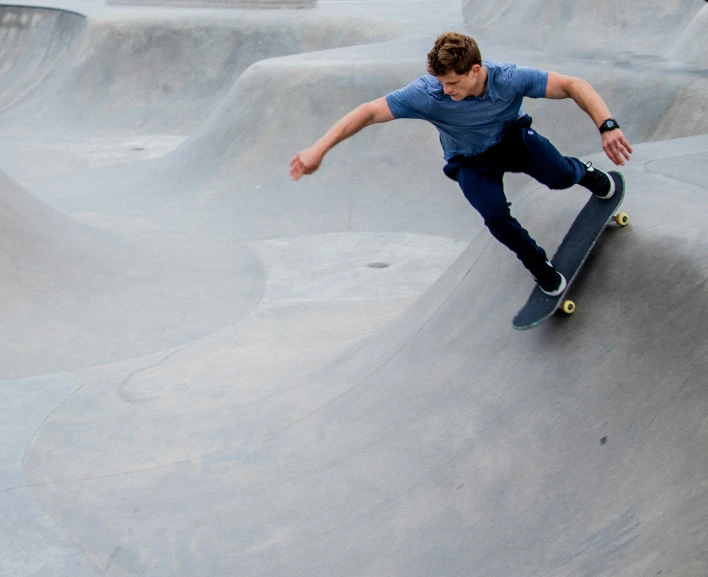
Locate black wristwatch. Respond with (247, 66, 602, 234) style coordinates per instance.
(599, 118, 620, 134)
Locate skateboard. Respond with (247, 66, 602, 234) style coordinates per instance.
(512, 171, 628, 330)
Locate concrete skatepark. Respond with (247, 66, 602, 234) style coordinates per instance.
(1, 0, 708, 575)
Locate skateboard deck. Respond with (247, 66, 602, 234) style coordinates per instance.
(512, 171, 627, 330)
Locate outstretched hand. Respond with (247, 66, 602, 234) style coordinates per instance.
(289, 147, 324, 181)
(602, 129, 633, 166)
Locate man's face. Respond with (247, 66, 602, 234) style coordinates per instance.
(437, 65, 482, 100)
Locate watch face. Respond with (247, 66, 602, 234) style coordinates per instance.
(601, 119, 619, 132)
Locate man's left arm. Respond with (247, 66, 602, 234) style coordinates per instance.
(545, 71, 633, 166)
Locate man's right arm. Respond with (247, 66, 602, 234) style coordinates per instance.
(289, 97, 395, 181)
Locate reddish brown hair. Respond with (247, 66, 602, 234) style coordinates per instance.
(427, 32, 482, 76)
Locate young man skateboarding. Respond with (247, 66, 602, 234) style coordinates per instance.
(289, 32, 633, 295)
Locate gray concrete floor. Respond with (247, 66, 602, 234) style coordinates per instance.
(1, 1, 708, 576)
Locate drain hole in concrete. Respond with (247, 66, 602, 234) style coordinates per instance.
(368, 262, 390, 269)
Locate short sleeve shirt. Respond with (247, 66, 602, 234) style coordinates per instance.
(385, 60, 548, 160)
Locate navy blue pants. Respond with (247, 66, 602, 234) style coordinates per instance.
(444, 115, 585, 279)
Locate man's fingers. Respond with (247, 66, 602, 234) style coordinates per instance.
(605, 145, 624, 166)
(290, 148, 323, 181)
(614, 142, 632, 164)
(289, 155, 306, 181)
(290, 152, 316, 181)
(613, 147, 626, 166)
(616, 136, 633, 160)
(603, 132, 633, 166)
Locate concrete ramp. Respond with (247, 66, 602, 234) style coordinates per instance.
(670, 4, 708, 66)
(0, 167, 268, 378)
(0, 6, 85, 113)
(14, 138, 708, 576)
(0, 8, 404, 134)
(1, 1, 708, 576)
(462, 0, 707, 59)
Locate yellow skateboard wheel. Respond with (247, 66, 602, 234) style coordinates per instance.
(615, 213, 630, 227)
(561, 300, 576, 315)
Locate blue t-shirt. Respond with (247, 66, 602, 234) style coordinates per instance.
(385, 60, 549, 160)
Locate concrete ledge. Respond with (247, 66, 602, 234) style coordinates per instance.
(107, 0, 315, 7)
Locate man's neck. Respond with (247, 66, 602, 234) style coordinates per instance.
(471, 66, 489, 98)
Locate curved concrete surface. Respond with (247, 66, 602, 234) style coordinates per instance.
(1, 1, 707, 576)
(108, 0, 316, 8)
(462, 0, 706, 58)
(0, 6, 85, 113)
(670, 4, 708, 67)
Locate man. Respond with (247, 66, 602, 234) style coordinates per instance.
(289, 32, 633, 295)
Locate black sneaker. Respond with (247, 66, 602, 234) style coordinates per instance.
(534, 260, 567, 296)
(578, 161, 615, 199)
